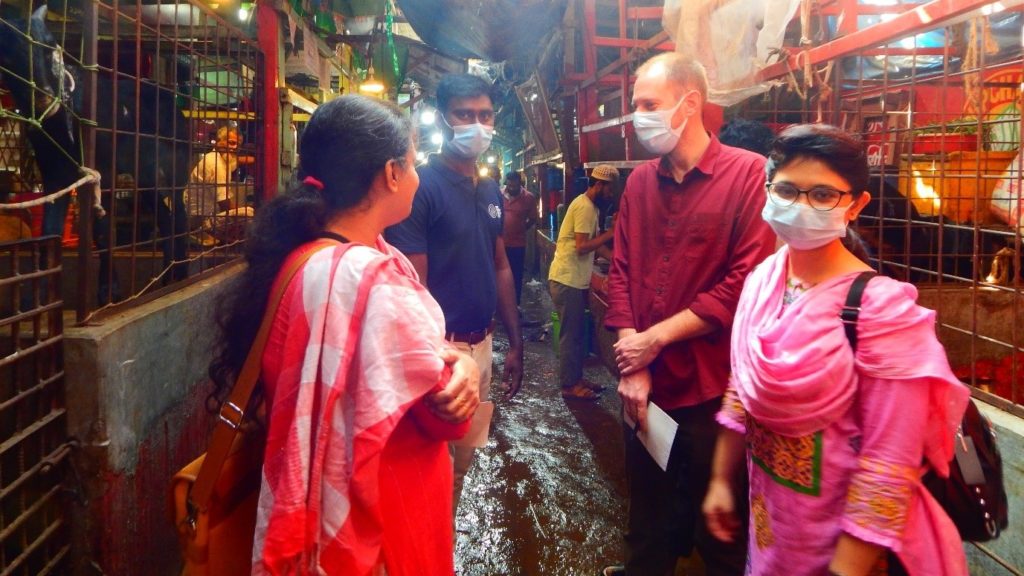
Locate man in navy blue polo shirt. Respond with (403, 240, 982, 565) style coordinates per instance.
(386, 73, 524, 513)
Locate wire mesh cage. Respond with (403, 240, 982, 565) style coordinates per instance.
(729, 5, 1024, 416)
(0, 0, 263, 321)
(0, 235, 69, 576)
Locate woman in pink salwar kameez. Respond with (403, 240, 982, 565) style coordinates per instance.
(702, 124, 970, 576)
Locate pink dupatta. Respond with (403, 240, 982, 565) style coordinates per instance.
(731, 247, 969, 474)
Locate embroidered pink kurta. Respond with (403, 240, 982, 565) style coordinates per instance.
(252, 237, 466, 575)
(721, 246, 969, 576)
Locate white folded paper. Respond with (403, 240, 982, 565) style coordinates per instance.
(624, 401, 679, 472)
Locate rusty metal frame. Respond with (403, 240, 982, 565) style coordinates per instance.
(0, 0, 269, 322)
(559, 0, 1024, 419)
(0, 236, 71, 576)
(565, 0, 672, 173)
(760, 0, 1015, 82)
(722, 1, 1024, 423)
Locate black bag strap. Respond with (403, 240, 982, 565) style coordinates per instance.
(840, 271, 878, 352)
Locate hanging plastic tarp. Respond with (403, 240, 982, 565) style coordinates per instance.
(396, 0, 565, 62)
(661, 0, 801, 107)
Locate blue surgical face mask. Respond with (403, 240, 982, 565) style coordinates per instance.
(632, 91, 694, 155)
(761, 197, 851, 250)
(442, 115, 493, 159)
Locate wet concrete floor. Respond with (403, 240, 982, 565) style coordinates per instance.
(454, 278, 628, 576)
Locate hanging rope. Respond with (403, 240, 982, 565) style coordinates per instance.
(962, 17, 999, 118)
(766, 0, 817, 104)
(799, 0, 814, 94)
(0, 18, 93, 174)
(815, 61, 834, 124)
(0, 15, 107, 217)
(0, 167, 102, 213)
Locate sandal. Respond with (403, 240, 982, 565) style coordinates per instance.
(561, 383, 601, 400)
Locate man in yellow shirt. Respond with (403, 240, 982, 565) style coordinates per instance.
(548, 164, 619, 399)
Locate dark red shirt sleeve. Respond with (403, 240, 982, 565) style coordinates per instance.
(688, 161, 776, 330)
(604, 177, 636, 331)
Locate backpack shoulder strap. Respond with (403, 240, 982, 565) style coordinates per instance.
(840, 271, 879, 352)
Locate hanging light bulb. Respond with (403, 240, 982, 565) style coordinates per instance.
(238, 1, 252, 20)
(360, 62, 385, 94)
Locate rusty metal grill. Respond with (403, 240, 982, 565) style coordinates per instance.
(1, 0, 263, 322)
(0, 236, 69, 576)
(731, 4, 1024, 417)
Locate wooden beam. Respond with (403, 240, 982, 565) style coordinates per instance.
(626, 7, 663, 20)
(593, 37, 675, 50)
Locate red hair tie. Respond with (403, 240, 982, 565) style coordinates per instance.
(303, 176, 324, 190)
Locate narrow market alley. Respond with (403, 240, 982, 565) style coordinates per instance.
(3, 1, 1024, 574)
(454, 277, 628, 576)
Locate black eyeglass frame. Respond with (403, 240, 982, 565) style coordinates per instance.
(765, 181, 855, 212)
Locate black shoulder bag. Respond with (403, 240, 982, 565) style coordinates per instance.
(842, 271, 1008, 542)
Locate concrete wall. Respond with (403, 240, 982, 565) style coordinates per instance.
(917, 287, 1024, 369)
(64, 263, 242, 575)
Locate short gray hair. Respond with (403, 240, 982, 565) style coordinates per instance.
(635, 53, 708, 103)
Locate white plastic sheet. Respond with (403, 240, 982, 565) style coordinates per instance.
(662, 0, 802, 107)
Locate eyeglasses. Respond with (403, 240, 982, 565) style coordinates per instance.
(446, 109, 495, 125)
(766, 181, 853, 211)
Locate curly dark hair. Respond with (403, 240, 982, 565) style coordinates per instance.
(207, 94, 413, 410)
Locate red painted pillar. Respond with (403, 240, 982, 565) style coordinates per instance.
(257, 3, 281, 201)
(577, 90, 590, 165)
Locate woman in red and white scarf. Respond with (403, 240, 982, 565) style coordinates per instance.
(209, 95, 480, 575)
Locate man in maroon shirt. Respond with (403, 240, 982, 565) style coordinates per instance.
(502, 171, 538, 305)
(601, 53, 775, 576)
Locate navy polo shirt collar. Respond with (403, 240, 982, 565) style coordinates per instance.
(428, 154, 475, 187)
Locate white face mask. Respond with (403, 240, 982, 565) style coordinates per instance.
(443, 116, 493, 159)
(761, 198, 851, 250)
(633, 91, 693, 155)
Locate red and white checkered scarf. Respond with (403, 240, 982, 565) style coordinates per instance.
(251, 238, 448, 575)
